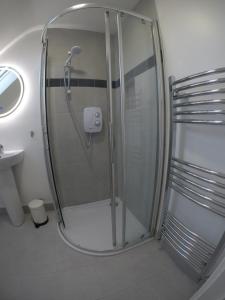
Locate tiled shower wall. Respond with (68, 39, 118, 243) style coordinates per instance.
(47, 28, 111, 207)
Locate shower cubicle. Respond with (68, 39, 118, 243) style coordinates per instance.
(41, 3, 165, 254)
(40, 3, 225, 282)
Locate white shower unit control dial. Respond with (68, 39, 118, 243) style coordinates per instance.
(83, 106, 103, 133)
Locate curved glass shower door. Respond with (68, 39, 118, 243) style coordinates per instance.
(117, 13, 158, 246)
(42, 5, 163, 254)
(46, 9, 116, 252)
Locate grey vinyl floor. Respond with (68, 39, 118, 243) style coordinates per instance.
(0, 211, 198, 300)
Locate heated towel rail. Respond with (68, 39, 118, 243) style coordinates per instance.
(161, 67, 225, 281)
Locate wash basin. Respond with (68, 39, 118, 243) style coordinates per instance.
(0, 148, 25, 226)
(0, 150, 24, 170)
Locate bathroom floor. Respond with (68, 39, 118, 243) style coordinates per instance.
(62, 198, 146, 251)
(0, 211, 198, 300)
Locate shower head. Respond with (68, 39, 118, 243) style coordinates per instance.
(65, 46, 82, 66)
(70, 46, 82, 55)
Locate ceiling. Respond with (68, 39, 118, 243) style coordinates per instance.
(31, 0, 141, 26)
(0, 0, 141, 50)
(47, 1, 143, 33)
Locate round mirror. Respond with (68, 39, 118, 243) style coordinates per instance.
(0, 66, 24, 117)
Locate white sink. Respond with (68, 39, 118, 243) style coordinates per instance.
(0, 148, 25, 226)
(0, 150, 24, 170)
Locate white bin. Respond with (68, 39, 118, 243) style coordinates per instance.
(28, 199, 48, 227)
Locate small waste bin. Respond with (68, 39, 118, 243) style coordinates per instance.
(28, 199, 48, 228)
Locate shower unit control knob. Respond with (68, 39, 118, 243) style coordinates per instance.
(83, 106, 103, 133)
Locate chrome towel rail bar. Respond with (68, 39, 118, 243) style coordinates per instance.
(174, 109, 225, 115)
(166, 214, 215, 251)
(173, 99, 225, 107)
(162, 234, 202, 273)
(170, 171, 225, 201)
(170, 157, 225, 216)
(170, 176, 225, 210)
(174, 77, 225, 93)
(172, 157, 225, 179)
(163, 230, 206, 267)
(170, 182, 225, 218)
(165, 222, 211, 261)
(172, 67, 225, 85)
(172, 66, 225, 124)
(171, 163, 225, 189)
(174, 119, 225, 125)
(161, 214, 216, 276)
(161, 68, 225, 280)
(174, 88, 225, 100)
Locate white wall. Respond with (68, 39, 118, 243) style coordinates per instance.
(0, 0, 140, 51)
(152, 1, 225, 298)
(134, 0, 156, 19)
(190, 255, 225, 300)
(154, 0, 225, 244)
(0, 30, 53, 206)
(155, 0, 225, 77)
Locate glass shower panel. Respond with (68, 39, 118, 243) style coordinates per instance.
(46, 9, 115, 251)
(119, 14, 158, 244)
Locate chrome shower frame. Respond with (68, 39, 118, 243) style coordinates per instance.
(40, 3, 167, 255)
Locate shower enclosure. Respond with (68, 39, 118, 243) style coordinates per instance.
(40, 3, 165, 254)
